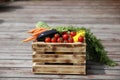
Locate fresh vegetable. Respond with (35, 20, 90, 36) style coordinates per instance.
(28, 28, 47, 34)
(28, 28, 38, 33)
(70, 31, 76, 37)
(37, 29, 58, 41)
(33, 29, 48, 36)
(22, 36, 37, 42)
(54, 26, 76, 33)
(68, 37, 74, 43)
(77, 30, 85, 37)
(62, 31, 67, 35)
(23, 28, 48, 42)
(54, 33, 60, 39)
(45, 37, 51, 42)
(78, 36, 84, 42)
(62, 34, 69, 40)
(51, 37, 57, 43)
(73, 30, 85, 42)
(36, 21, 50, 29)
(57, 37, 63, 43)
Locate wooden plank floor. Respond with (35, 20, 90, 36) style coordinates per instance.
(0, 0, 120, 80)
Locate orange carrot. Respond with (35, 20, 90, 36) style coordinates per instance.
(28, 28, 47, 34)
(32, 28, 43, 34)
(28, 28, 38, 33)
(33, 29, 48, 36)
(22, 36, 37, 42)
(23, 28, 48, 42)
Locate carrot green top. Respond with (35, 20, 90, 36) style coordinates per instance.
(36, 21, 50, 28)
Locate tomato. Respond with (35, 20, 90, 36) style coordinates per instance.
(54, 33, 60, 39)
(69, 34, 73, 38)
(57, 37, 63, 43)
(68, 38, 74, 43)
(70, 31, 76, 37)
(78, 36, 84, 42)
(51, 37, 57, 43)
(45, 37, 51, 42)
(62, 34, 69, 40)
(62, 31, 67, 35)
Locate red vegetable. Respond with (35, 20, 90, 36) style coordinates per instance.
(62, 31, 67, 35)
(45, 37, 51, 42)
(51, 37, 57, 43)
(57, 37, 63, 43)
(68, 38, 74, 43)
(70, 31, 76, 37)
(62, 34, 69, 40)
(54, 33, 60, 39)
(78, 36, 84, 42)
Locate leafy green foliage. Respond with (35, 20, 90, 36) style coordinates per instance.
(52, 26, 118, 66)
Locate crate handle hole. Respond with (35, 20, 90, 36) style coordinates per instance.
(45, 63, 73, 65)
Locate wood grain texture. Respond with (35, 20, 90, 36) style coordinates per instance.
(32, 42, 86, 52)
(32, 52, 86, 64)
(32, 42, 86, 74)
(33, 63, 86, 74)
(0, 0, 120, 79)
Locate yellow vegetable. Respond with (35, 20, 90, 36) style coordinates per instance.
(73, 30, 85, 42)
(77, 30, 85, 37)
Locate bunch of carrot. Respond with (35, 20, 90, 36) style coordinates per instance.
(23, 28, 48, 42)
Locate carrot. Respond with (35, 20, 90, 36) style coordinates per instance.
(32, 28, 43, 34)
(33, 29, 48, 36)
(28, 28, 47, 33)
(28, 28, 38, 33)
(22, 36, 37, 42)
(23, 28, 48, 42)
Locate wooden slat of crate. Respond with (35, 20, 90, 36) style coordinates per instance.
(32, 52, 86, 65)
(32, 42, 86, 52)
(32, 63, 86, 74)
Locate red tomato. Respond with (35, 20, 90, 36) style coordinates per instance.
(70, 31, 76, 37)
(54, 33, 60, 39)
(62, 31, 67, 35)
(62, 34, 69, 40)
(51, 37, 57, 43)
(68, 38, 74, 43)
(78, 36, 84, 42)
(69, 34, 73, 38)
(57, 37, 63, 43)
(45, 37, 51, 42)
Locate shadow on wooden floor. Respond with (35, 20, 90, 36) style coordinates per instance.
(0, 20, 4, 24)
(0, 5, 22, 12)
(87, 61, 105, 75)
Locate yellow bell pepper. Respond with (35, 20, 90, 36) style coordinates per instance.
(73, 30, 85, 42)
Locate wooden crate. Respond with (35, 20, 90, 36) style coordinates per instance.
(32, 42, 86, 74)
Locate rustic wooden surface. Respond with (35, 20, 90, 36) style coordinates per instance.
(32, 52, 86, 64)
(0, 0, 120, 79)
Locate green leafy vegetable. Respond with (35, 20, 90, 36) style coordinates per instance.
(36, 21, 50, 29)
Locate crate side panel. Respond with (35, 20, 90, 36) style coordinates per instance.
(32, 64, 86, 74)
(32, 42, 86, 52)
(32, 53, 86, 64)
